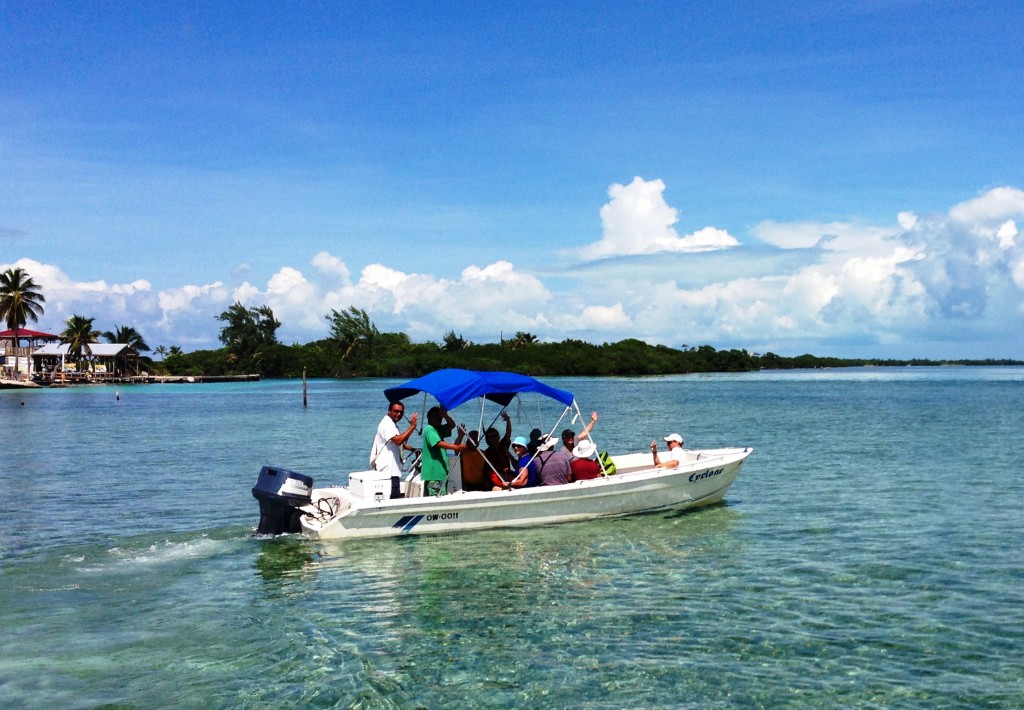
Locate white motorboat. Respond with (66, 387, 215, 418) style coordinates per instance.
(252, 369, 752, 540)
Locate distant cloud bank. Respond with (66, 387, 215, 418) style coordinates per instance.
(5, 182, 1024, 359)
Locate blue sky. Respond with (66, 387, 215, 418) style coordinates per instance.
(3, 2, 1023, 358)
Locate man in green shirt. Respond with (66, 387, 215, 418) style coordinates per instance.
(420, 406, 467, 496)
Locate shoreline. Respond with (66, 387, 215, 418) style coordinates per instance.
(2, 373, 261, 388)
(148, 374, 262, 384)
(0, 378, 43, 389)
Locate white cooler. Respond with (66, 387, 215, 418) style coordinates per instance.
(348, 470, 395, 501)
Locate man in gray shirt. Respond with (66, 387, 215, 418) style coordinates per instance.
(534, 434, 572, 486)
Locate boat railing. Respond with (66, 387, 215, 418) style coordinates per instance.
(610, 449, 740, 475)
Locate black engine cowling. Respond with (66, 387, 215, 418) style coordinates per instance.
(252, 466, 313, 535)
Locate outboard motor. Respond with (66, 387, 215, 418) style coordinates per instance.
(252, 466, 313, 535)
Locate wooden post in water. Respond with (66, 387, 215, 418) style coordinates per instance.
(303, 368, 308, 407)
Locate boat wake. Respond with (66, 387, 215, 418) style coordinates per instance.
(77, 535, 233, 573)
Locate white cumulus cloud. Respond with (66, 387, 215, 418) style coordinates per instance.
(997, 221, 1017, 249)
(898, 211, 918, 230)
(949, 186, 1024, 224)
(579, 176, 739, 259)
(575, 303, 630, 330)
(150, 282, 231, 345)
(311, 251, 351, 282)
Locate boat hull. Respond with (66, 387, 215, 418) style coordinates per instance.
(299, 447, 751, 540)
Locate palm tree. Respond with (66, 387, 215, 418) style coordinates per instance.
(154, 345, 169, 360)
(326, 306, 379, 361)
(102, 324, 151, 353)
(505, 331, 539, 349)
(216, 302, 280, 368)
(61, 315, 101, 372)
(442, 330, 470, 352)
(0, 267, 46, 378)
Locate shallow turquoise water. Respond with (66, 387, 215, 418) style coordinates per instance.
(2, 368, 1023, 708)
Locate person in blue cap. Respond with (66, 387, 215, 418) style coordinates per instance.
(494, 435, 539, 490)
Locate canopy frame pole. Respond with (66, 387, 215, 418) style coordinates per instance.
(572, 400, 610, 476)
(521, 402, 574, 470)
(478, 403, 512, 486)
(537, 399, 609, 477)
(468, 402, 523, 487)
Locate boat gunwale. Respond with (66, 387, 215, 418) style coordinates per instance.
(306, 447, 751, 517)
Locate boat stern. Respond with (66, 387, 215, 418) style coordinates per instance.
(252, 465, 314, 535)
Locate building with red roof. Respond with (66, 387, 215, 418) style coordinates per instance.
(1, 328, 61, 379)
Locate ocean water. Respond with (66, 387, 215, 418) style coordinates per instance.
(2, 368, 1022, 708)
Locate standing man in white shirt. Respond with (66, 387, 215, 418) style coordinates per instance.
(371, 401, 419, 476)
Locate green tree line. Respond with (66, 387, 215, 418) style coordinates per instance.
(161, 303, 1024, 378)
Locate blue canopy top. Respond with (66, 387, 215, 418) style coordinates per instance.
(384, 369, 575, 411)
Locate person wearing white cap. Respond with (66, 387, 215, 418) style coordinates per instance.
(650, 433, 686, 468)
